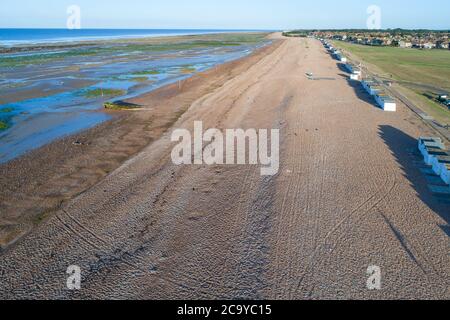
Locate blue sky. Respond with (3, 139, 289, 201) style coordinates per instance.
(0, 0, 449, 30)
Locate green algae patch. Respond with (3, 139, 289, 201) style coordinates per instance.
(132, 76, 150, 82)
(0, 120, 10, 130)
(0, 107, 14, 113)
(133, 70, 160, 75)
(82, 88, 126, 98)
(180, 65, 197, 74)
(104, 101, 141, 111)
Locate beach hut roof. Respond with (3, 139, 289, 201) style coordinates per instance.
(420, 137, 442, 143)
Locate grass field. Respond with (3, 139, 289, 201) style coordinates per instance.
(334, 41, 450, 90)
(333, 41, 450, 123)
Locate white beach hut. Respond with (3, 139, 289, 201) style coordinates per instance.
(361, 80, 382, 96)
(423, 147, 448, 166)
(374, 93, 397, 112)
(418, 136, 450, 185)
(336, 53, 347, 63)
(345, 64, 361, 76)
(369, 85, 383, 96)
(419, 137, 444, 157)
(433, 157, 450, 178)
(350, 72, 361, 81)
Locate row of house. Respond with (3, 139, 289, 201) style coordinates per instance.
(314, 31, 450, 50)
(419, 137, 450, 185)
(395, 40, 449, 49)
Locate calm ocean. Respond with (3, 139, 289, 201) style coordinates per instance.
(0, 29, 268, 45)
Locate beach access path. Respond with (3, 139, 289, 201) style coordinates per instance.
(0, 35, 448, 299)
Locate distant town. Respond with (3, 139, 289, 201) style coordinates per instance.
(283, 29, 450, 49)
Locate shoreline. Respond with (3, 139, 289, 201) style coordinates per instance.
(0, 31, 271, 52)
(0, 38, 282, 250)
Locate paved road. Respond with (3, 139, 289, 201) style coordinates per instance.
(0, 37, 448, 299)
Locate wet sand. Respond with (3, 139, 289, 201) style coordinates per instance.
(0, 35, 449, 299)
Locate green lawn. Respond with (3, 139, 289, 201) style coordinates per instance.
(333, 41, 450, 123)
(334, 41, 450, 92)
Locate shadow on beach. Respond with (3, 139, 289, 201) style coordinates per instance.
(336, 62, 381, 108)
(378, 125, 450, 237)
(336, 62, 349, 73)
(346, 78, 379, 106)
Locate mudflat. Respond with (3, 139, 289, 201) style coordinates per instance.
(0, 32, 270, 162)
(0, 35, 449, 299)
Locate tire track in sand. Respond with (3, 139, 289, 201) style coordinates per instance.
(293, 172, 397, 298)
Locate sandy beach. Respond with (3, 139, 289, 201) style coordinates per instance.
(0, 34, 449, 299)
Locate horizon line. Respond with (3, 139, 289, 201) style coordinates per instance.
(0, 27, 449, 31)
